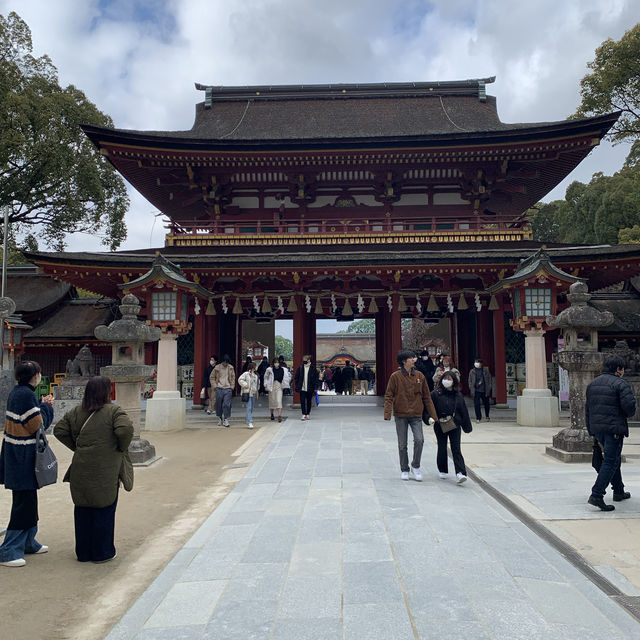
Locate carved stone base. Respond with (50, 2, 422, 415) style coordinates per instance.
(546, 427, 593, 463)
(128, 437, 160, 466)
(545, 447, 592, 463)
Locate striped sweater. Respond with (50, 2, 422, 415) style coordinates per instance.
(0, 384, 54, 490)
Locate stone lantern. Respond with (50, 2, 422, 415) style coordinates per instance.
(545, 281, 613, 462)
(121, 253, 212, 432)
(487, 248, 580, 427)
(95, 293, 161, 464)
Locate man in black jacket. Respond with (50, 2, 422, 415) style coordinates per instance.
(585, 355, 637, 511)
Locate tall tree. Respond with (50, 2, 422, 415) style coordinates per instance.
(0, 11, 128, 251)
(573, 23, 640, 144)
(274, 335, 293, 360)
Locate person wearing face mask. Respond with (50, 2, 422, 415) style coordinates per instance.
(294, 355, 319, 420)
(430, 371, 472, 484)
(0, 361, 54, 567)
(264, 358, 284, 422)
(585, 355, 636, 511)
(415, 350, 435, 392)
(433, 354, 460, 388)
(210, 354, 235, 427)
(384, 350, 438, 481)
(203, 355, 218, 415)
(468, 357, 492, 422)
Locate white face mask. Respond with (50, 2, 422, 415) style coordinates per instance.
(442, 379, 453, 388)
(422, 356, 428, 360)
(474, 362, 481, 368)
(210, 360, 215, 365)
(444, 366, 450, 371)
(274, 363, 279, 368)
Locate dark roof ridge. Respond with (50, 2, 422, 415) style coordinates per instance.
(194, 78, 497, 105)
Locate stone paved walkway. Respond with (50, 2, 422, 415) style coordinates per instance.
(106, 402, 640, 639)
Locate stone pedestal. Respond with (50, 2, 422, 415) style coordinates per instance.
(53, 377, 87, 423)
(144, 333, 185, 432)
(517, 388, 559, 427)
(145, 390, 186, 431)
(517, 329, 559, 427)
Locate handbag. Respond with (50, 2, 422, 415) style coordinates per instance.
(241, 392, 249, 402)
(438, 414, 457, 434)
(35, 427, 58, 488)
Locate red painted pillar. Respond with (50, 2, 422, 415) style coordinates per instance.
(292, 295, 308, 404)
(375, 310, 386, 395)
(384, 294, 402, 388)
(493, 296, 507, 406)
(193, 311, 206, 406)
(206, 314, 219, 361)
(236, 315, 243, 373)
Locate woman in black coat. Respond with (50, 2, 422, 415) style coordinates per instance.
(429, 371, 472, 484)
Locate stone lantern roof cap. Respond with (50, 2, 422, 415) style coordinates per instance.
(120, 252, 213, 299)
(487, 247, 583, 293)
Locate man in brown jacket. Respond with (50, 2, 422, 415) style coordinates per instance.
(384, 349, 439, 481)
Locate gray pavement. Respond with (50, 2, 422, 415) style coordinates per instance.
(107, 399, 640, 639)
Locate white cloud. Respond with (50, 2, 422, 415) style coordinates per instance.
(3, 0, 640, 251)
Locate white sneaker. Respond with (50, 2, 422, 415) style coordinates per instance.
(205, 409, 212, 415)
(217, 418, 223, 426)
(456, 472, 467, 484)
(248, 423, 254, 429)
(223, 418, 230, 428)
(34, 545, 48, 554)
(439, 472, 448, 479)
(1, 558, 26, 567)
(301, 415, 306, 421)
(410, 467, 423, 482)
(401, 471, 410, 480)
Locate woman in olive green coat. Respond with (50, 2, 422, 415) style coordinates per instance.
(54, 376, 133, 563)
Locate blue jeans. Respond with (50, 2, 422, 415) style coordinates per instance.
(0, 526, 42, 562)
(245, 395, 255, 424)
(592, 432, 625, 497)
(215, 388, 232, 418)
(395, 416, 424, 472)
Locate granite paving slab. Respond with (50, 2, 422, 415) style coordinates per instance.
(105, 405, 640, 639)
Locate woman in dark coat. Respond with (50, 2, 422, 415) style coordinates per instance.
(0, 361, 54, 567)
(333, 366, 344, 395)
(429, 371, 472, 484)
(54, 376, 133, 563)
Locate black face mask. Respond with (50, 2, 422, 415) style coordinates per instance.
(302, 360, 308, 365)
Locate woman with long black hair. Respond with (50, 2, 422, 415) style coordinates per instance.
(54, 376, 133, 563)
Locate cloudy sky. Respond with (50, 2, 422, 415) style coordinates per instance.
(5, 0, 640, 253)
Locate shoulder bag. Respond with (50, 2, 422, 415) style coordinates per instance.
(438, 413, 457, 434)
(35, 427, 58, 488)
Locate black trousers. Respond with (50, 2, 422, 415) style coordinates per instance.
(434, 423, 466, 475)
(300, 390, 314, 415)
(473, 392, 490, 420)
(74, 496, 118, 562)
(8, 489, 38, 530)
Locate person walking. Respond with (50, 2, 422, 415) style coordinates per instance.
(359, 366, 370, 395)
(430, 371, 472, 484)
(211, 355, 235, 427)
(241, 356, 253, 374)
(202, 355, 217, 415)
(342, 360, 355, 395)
(384, 349, 438, 482)
(257, 356, 269, 396)
(333, 366, 344, 395)
(264, 358, 284, 422)
(415, 350, 435, 392)
(280, 357, 292, 397)
(433, 354, 460, 387)
(0, 361, 54, 567)
(237, 362, 259, 429)
(468, 357, 492, 422)
(586, 355, 636, 511)
(53, 376, 133, 563)
(294, 355, 319, 420)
